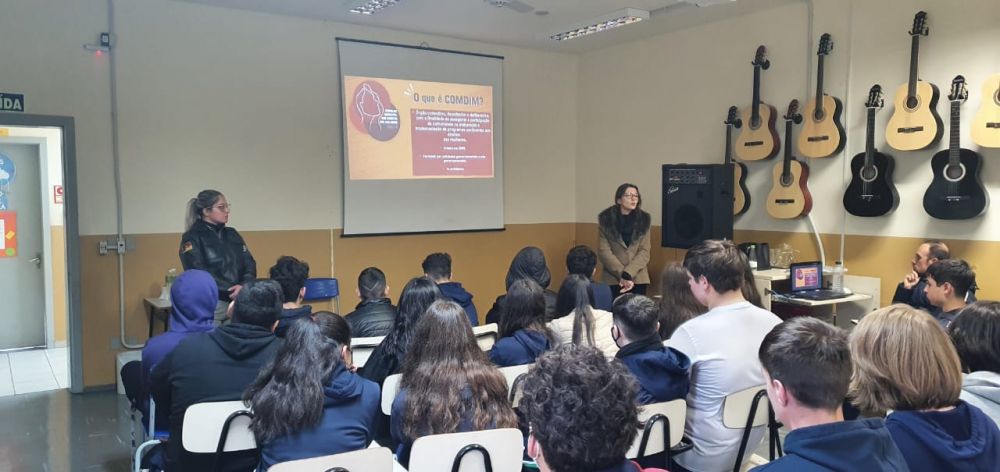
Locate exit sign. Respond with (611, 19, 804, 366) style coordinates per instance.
(0, 93, 24, 112)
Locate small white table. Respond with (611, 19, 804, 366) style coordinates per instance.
(143, 297, 172, 338)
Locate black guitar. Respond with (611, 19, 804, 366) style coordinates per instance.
(725, 106, 751, 216)
(844, 85, 898, 217)
(923, 75, 988, 220)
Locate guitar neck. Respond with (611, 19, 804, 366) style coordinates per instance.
(725, 125, 733, 164)
(907, 35, 920, 100)
(814, 55, 825, 116)
(864, 108, 876, 167)
(949, 100, 961, 165)
(752, 66, 761, 124)
(783, 120, 793, 177)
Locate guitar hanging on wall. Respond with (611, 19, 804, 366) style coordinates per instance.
(725, 106, 751, 216)
(766, 99, 812, 219)
(735, 45, 780, 161)
(843, 85, 899, 217)
(923, 75, 988, 220)
(971, 72, 1000, 148)
(886, 11, 942, 151)
(798, 33, 845, 158)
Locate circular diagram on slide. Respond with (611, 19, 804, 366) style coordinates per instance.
(350, 80, 400, 142)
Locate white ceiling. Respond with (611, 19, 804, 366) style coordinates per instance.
(173, 0, 795, 53)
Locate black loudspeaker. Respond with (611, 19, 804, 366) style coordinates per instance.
(661, 164, 734, 249)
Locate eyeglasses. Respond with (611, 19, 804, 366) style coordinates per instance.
(622, 193, 640, 199)
(213, 204, 231, 212)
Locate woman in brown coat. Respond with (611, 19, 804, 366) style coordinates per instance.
(597, 183, 651, 296)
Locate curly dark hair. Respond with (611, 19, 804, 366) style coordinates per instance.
(269, 255, 310, 303)
(520, 344, 639, 472)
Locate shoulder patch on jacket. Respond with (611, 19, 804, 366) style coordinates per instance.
(181, 241, 194, 253)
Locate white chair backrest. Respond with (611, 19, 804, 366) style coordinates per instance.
(625, 399, 687, 458)
(182, 400, 256, 454)
(498, 364, 532, 408)
(351, 335, 384, 369)
(408, 428, 524, 472)
(472, 323, 499, 351)
(382, 373, 403, 415)
(722, 386, 769, 429)
(268, 447, 394, 472)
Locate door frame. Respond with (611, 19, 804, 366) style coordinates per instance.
(0, 113, 82, 393)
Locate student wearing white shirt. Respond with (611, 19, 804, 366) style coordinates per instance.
(666, 240, 781, 472)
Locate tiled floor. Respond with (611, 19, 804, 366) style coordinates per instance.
(0, 347, 69, 397)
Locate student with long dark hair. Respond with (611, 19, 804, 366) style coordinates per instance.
(245, 312, 379, 470)
(657, 263, 706, 339)
(485, 247, 558, 324)
(548, 274, 618, 357)
(390, 300, 517, 466)
(360, 276, 443, 386)
(950, 301, 1000, 426)
(489, 279, 553, 367)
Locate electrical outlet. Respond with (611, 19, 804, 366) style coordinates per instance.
(99, 240, 108, 255)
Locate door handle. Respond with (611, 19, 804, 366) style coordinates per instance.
(30, 253, 42, 268)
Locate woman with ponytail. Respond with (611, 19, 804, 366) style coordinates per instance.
(245, 312, 380, 471)
(548, 274, 619, 358)
(180, 189, 257, 325)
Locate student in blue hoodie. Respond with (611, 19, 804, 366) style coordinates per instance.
(850, 304, 1000, 472)
(245, 312, 380, 470)
(611, 293, 690, 405)
(489, 278, 553, 367)
(268, 256, 312, 337)
(422, 252, 478, 326)
(753, 317, 908, 471)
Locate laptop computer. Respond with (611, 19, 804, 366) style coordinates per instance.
(780, 261, 849, 301)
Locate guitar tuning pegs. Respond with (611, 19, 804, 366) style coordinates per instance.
(761, 60, 771, 70)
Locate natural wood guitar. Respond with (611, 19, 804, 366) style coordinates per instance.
(724, 106, 750, 216)
(886, 11, 942, 151)
(971, 73, 1000, 148)
(798, 33, 845, 158)
(766, 100, 812, 219)
(844, 85, 899, 217)
(735, 45, 780, 161)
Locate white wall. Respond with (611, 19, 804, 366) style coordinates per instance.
(577, 0, 1000, 241)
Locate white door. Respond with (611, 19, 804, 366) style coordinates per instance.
(0, 143, 46, 349)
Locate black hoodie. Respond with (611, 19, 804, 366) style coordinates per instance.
(150, 323, 281, 472)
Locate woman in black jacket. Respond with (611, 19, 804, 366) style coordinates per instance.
(179, 189, 256, 325)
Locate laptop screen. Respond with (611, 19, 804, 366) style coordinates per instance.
(790, 262, 823, 292)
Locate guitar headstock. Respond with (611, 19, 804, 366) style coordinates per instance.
(817, 33, 833, 56)
(784, 99, 802, 124)
(866, 84, 884, 110)
(752, 45, 770, 70)
(909, 11, 928, 36)
(725, 106, 742, 128)
(949, 75, 968, 103)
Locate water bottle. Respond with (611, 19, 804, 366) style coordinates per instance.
(162, 268, 178, 301)
(831, 261, 844, 292)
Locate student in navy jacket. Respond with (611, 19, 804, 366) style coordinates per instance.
(390, 301, 517, 467)
(268, 256, 312, 337)
(611, 294, 690, 404)
(850, 304, 1000, 472)
(245, 312, 380, 471)
(422, 252, 479, 326)
(753, 317, 907, 471)
(489, 279, 553, 367)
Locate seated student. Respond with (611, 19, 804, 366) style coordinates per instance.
(892, 240, 950, 313)
(850, 304, 1000, 472)
(666, 239, 782, 472)
(520, 344, 668, 472)
(548, 274, 619, 358)
(612, 293, 690, 405)
(489, 279, 554, 367)
(422, 252, 478, 326)
(566, 245, 614, 312)
(345, 267, 396, 338)
(924, 258, 976, 328)
(246, 312, 380, 471)
(485, 246, 558, 324)
(753, 317, 907, 471)
(150, 279, 283, 472)
(360, 276, 442, 387)
(269, 256, 312, 337)
(390, 300, 517, 466)
(949, 301, 1000, 426)
(656, 262, 706, 339)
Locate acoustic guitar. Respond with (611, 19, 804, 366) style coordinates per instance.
(766, 100, 812, 219)
(735, 46, 780, 161)
(798, 33, 845, 158)
(923, 76, 988, 220)
(724, 106, 751, 216)
(886, 11, 942, 151)
(971, 73, 1000, 148)
(844, 85, 899, 217)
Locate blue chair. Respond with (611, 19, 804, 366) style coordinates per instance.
(303, 278, 340, 313)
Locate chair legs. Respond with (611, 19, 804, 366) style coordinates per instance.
(732, 390, 769, 472)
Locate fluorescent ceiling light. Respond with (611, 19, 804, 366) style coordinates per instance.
(549, 8, 649, 41)
(349, 0, 400, 15)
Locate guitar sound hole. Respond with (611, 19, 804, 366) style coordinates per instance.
(780, 174, 793, 187)
(944, 164, 966, 183)
(751, 117, 761, 129)
(906, 95, 919, 109)
(860, 166, 878, 182)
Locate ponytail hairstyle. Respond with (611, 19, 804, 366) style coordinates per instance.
(499, 278, 552, 341)
(244, 316, 343, 443)
(556, 274, 597, 346)
(185, 189, 223, 231)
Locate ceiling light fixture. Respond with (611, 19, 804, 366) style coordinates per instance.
(349, 0, 401, 15)
(548, 8, 649, 41)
